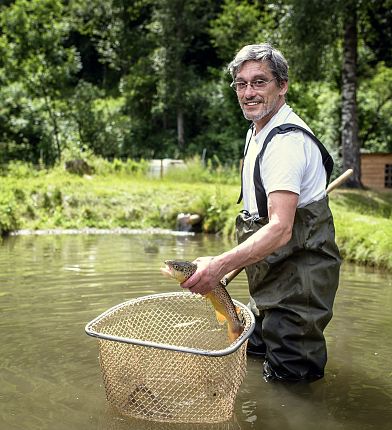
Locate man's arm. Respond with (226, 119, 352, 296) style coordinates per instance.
(181, 190, 299, 295)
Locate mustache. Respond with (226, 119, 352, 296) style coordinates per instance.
(243, 97, 265, 103)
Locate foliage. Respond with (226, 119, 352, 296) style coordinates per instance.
(184, 72, 247, 162)
(87, 157, 149, 176)
(209, 0, 276, 62)
(358, 62, 392, 152)
(68, 82, 135, 158)
(0, 0, 81, 164)
(0, 195, 18, 236)
(2, 160, 41, 179)
(162, 156, 240, 185)
(0, 0, 391, 171)
(281, 0, 343, 82)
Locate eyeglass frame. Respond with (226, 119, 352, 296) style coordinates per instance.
(230, 77, 277, 92)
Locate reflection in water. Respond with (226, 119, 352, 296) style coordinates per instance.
(0, 234, 391, 430)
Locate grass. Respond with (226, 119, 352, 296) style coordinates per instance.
(0, 161, 238, 234)
(330, 189, 392, 270)
(1, 159, 392, 271)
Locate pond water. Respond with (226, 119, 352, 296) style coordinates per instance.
(1, 233, 391, 430)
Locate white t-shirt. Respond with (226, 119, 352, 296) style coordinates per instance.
(242, 103, 327, 216)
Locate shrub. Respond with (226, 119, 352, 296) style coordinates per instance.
(0, 191, 18, 235)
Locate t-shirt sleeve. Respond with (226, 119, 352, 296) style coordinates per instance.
(260, 131, 307, 196)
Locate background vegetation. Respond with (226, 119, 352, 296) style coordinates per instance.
(0, 0, 391, 182)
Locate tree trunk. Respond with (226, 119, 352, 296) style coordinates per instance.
(177, 107, 185, 149)
(175, 3, 185, 151)
(43, 92, 61, 161)
(341, 2, 362, 187)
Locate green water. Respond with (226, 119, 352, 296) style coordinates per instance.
(1, 233, 391, 430)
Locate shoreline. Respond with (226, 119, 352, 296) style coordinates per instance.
(9, 227, 195, 237)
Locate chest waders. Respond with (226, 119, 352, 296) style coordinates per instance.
(237, 124, 341, 381)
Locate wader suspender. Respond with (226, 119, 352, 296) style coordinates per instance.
(238, 123, 334, 218)
(237, 123, 255, 204)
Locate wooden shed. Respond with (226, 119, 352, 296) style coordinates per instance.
(361, 153, 392, 189)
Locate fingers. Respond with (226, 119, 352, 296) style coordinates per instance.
(188, 282, 211, 296)
(181, 271, 212, 295)
(180, 271, 201, 290)
(181, 256, 218, 295)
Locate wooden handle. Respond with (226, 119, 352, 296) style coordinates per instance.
(221, 168, 354, 286)
(221, 267, 245, 286)
(326, 169, 353, 194)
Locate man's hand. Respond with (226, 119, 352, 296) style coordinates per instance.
(180, 256, 223, 295)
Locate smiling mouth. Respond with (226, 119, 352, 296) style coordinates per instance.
(244, 100, 263, 106)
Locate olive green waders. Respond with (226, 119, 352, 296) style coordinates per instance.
(236, 197, 341, 381)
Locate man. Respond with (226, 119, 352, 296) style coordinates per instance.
(182, 43, 341, 382)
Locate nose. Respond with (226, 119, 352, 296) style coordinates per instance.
(243, 83, 257, 98)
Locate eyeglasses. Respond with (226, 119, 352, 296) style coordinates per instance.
(230, 78, 276, 92)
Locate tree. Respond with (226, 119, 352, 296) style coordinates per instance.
(148, 0, 220, 151)
(0, 0, 390, 165)
(68, 0, 153, 85)
(209, 0, 279, 61)
(281, 0, 392, 187)
(0, 0, 80, 164)
(358, 63, 392, 152)
(71, 0, 221, 156)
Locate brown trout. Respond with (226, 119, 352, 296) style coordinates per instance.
(160, 260, 244, 343)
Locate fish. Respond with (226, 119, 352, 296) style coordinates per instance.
(160, 260, 244, 343)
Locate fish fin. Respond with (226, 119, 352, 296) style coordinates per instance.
(235, 306, 241, 315)
(215, 310, 227, 325)
(228, 324, 245, 343)
(205, 292, 228, 325)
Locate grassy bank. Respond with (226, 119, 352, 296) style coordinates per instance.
(1, 160, 392, 271)
(330, 190, 392, 270)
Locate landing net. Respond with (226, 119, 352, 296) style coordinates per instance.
(85, 292, 255, 423)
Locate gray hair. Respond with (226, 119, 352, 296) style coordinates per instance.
(227, 43, 289, 85)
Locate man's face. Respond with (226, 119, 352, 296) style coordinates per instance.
(234, 61, 287, 129)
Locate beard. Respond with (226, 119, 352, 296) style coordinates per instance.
(240, 97, 279, 122)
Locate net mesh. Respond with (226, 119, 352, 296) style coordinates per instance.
(86, 292, 254, 423)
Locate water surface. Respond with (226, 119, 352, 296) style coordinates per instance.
(1, 233, 391, 430)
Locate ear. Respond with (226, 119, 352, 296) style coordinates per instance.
(278, 80, 288, 96)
